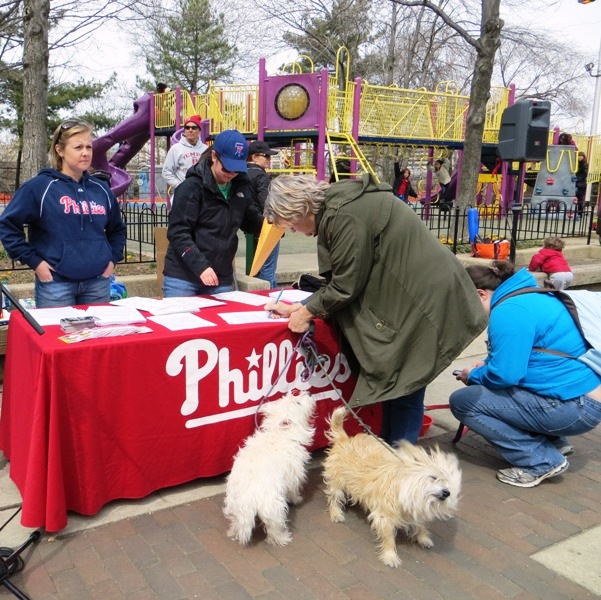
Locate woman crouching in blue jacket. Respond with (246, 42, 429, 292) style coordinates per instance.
(0, 119, 126, 308)
(451, 261, 601, 488)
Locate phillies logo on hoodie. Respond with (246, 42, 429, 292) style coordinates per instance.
(60, 196, 107, 215)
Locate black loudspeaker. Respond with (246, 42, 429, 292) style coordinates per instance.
(497, 99, 551, 162)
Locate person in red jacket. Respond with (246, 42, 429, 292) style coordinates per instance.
(528, 236, 573, 290)
(392, 164, 417, 203)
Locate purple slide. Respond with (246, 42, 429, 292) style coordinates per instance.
(91, 93, 152, 196)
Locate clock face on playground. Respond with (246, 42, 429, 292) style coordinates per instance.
(274, 84, 311, 121)
(264, 72, 321, 130)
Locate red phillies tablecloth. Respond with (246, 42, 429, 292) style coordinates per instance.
(0, 297, 380, 531)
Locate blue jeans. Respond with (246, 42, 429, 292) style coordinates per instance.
(450, 385, 601, 474)
(162, 275, 232, 298)
(256, 242, 280, 289)
(380, 387, 426, 445)
(35, 274, 111, 308)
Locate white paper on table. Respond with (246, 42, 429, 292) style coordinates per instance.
(268, 289, 313, 303)
(84, 305, 146, 326)
(111, 296, 225, 315)
(211, 291, 271, 307)
(148, 313, 217, 331)
(26, 306, 85, 326)
(217, 311, 288, 325)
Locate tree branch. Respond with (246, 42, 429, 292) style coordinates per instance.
(389, 0, 480, 50)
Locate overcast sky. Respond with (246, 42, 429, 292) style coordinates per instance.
(59, 1, 601, 126)
(510, 0, 601, 61)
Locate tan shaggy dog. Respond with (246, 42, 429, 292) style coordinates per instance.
(323, 407, 462, 567)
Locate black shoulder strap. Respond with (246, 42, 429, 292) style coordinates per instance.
(492, 287, 586, 359)
(494, 287, 583, 333)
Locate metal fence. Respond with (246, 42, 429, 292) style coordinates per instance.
(116, 199, 597, 261)
(405, 200, 597, 254)
(1, 200, 597, 274)
(120, 202, 170, 262)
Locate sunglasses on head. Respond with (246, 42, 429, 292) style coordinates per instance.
(184, 125, 199, 130)
(60, 119, 89, 131)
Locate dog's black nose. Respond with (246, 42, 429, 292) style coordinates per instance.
(440, 489, 450, 500)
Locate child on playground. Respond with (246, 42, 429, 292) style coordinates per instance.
(392, 164, 417, 202)
(528, 236, 573, 290)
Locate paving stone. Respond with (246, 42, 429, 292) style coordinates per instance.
(3, 319, 601, 598)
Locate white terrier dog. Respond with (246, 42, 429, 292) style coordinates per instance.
(323, 407, 462, 567)
(223, 391, 316, 546)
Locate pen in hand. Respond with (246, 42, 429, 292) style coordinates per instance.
(269, 288, 284, 318)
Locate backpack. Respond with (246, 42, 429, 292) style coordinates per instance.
(292, 274, 327, 293)
(496, 287, 601, 375)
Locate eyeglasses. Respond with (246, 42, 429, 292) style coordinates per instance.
(253, 153, 271, 158)
(219, 158, 235, 175)
(60, 119, 89, 131)
(213, 154, 240, 175)
(184, 125, 199, 130)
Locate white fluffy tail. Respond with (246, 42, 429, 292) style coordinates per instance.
(326, 406, 349, 444)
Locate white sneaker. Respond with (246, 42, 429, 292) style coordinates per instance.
(496, 460, 569, 488)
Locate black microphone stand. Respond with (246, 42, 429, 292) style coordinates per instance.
(0, 281, 44, 335)
(0, 508, 41, 599)
(0, 284, 43, 598)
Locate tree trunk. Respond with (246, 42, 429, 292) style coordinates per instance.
(384, 3, 398, 86)
(21, 0, 50, 182)
(455, 0, 503, 241)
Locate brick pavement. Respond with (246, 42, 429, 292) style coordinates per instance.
(4, 423, 600, 600)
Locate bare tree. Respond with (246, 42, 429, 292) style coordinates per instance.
(21, 0, 49, 182)
(16, 0, 150, 180)
(0, 0, 23, 73)
(497, 27, 590, 125)
(363, 0, 472, 91)
(256, 0, 375, 84)
(390, 0, 502, 213)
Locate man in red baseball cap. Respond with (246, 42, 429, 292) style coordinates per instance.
(162, 115, 207, 199)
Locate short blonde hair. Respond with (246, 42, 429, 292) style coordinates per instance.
(264, 175, 329, 227)
(543, 236, 564, 251)
(49, 119, 93, 171)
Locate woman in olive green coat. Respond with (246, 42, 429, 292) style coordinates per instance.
(265, 174, 487, 443)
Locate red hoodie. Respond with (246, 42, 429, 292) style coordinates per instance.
(528, 248, 571, 274)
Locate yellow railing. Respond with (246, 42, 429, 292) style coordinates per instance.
(586, 134, 601, 185)
(153, 90, 199, 129)
(202, 83, 258, 135)
(154, 91, 176, 129)
(358, 84, 437, 140)
(483, 87, 510, 143)
(154, 79, 507, 148)
(327, 77, 355, 133)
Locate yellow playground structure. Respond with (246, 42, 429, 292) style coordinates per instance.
(93, 48, 601, 207)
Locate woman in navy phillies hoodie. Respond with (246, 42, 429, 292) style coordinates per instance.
(0, 119, 126, 308)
